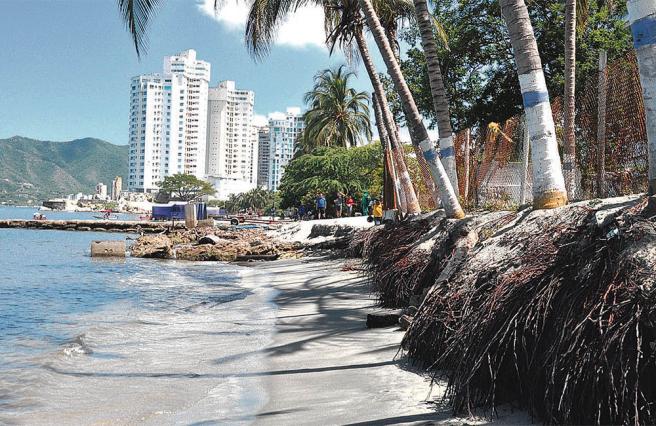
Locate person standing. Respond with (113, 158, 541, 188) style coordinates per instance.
(361, 191, 370, 216)
(334, 192, 344, 218)
(316, 193, 327, 219)
(346, 196, 355, 217)
(372, 200, 383, 225)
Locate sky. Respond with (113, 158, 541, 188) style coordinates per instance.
(0, 0, 431, 145)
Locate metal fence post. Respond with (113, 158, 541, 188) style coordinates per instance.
(520, 115, 530, 205)
(596, 50, 608, 198)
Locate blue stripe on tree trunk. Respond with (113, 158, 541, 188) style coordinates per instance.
(522, 90, 550, 109)
(632, 15, 656, 49)
(440, 146, 454, 158)
(423, 149, 437, 162)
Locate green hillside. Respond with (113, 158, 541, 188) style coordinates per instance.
(0, 136, 128, 204)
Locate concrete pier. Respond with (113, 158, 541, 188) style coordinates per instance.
(0, 219, 187, 233)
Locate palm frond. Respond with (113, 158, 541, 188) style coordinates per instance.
(117, 0, 162, 57)
(430, 13, 450, 51)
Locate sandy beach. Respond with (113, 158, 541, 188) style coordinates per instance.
(245, 258, 531, 425)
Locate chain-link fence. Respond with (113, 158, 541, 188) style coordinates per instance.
(448, 50, 648, 209)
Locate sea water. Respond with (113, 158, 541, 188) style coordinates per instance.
(0, 207, 275, 424)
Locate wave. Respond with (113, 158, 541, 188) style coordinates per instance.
(58, 334, 93, 357)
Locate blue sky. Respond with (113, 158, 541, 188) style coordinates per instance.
(0, 0, 388, 145)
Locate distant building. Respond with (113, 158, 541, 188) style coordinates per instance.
(96, 183, 108, 199)
(127, 49, 211, 193)
(256, 126, 270, 189)
(111, 176, 123, 201)
(267, 108, 305, 191)
(206, 80, 258, 199)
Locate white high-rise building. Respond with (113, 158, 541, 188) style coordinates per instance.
(205, 81, 258, 199)
(127, 49, 210, 192)
(256, 126, 270, 188)
(268, 107, 305, 191)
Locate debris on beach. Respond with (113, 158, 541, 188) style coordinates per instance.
(130, 227, 302, 261)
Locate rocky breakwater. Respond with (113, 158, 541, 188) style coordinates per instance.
(130, 227, 303, 261)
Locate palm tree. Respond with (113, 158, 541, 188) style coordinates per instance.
(412, 0, 458, 192)
(357, 0, 464, 218)
(499, 0, 568, 209)
(246, 0, 423, 214)
(323, 0, 421, 213)
(627, 1, 656, 195)
(300, 65, 372, 151)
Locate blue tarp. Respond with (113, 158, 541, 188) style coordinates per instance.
(152, 203, 208, 220)
(152, 204, 186, 220)
(196, 203, 207, 220)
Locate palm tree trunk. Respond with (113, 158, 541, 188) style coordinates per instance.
(412, 0, 459, 192)
(500, 0, 568, 209)
(628, 0, 656, 195)
(356, 29, 421, 214)
(383, 22, 440, 207)
(373, 95, 402, 212)
(563, 0, 577, 199)
(358, 0, 464, 219)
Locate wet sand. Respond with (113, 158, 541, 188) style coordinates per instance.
(248, 258, 530, 425)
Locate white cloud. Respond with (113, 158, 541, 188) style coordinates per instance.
(253, 114, 269, 127)
(197, 0, 326, 50)
(268, 111, 287, 120)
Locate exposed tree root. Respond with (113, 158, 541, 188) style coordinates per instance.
(355, 196, 656, 424)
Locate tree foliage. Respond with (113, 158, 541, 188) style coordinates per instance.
(213, 187, 280, 214)
(278, 144, 383, 208)
(157, 173, 215, 202)
(300, 65, 372, 153)
(382, 0, 631, 132)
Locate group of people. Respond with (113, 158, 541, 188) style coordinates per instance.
(295, 191, 384, 224)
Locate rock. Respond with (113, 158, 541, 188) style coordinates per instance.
(366, 313, 400, 328)
(399, 314, 413, 330)
(91, 240, 126, 257)
(235, 254, 280, 261)
(130, 235, 174, 259)
(77, 226, 92, 231)
(198, 235, 222, 245)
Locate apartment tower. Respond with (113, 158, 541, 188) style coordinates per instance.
(127, 49, 210, 192)
(256, 126, 270, 188)
(267, 108, 305, 191)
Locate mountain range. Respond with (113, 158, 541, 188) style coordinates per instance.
(0, 136, 128, 204)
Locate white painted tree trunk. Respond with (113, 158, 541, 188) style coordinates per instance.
(628, 0, 656, 195)
(500, 0, 568, 209)
(412, 0, 459, 192)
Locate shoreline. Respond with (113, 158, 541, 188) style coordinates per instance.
(243, 257, 530, 425)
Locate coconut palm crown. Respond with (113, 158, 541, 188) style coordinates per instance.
(300, 65, 372, 152)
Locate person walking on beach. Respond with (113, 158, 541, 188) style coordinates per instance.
(361, 191, 370, 216)
(372, 199, 383, 225)
(316, 193, 327, 219)
(346, 196, 355, 217)
(334, 192, 344, 218)
(298, 204, 306, 221)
